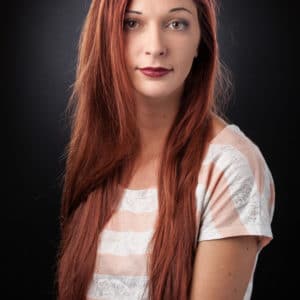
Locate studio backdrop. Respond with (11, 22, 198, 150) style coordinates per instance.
(7, 1, 290, 299)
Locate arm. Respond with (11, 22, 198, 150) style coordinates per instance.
(190, 236, 258, 300)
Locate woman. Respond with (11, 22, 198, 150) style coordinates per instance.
(55, 0, 275, 299)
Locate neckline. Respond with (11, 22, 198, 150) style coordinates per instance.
(121, 185, 158, 197)
(120, 124, 238, 194)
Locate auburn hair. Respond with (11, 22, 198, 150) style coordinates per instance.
(54, 0, 231, 299)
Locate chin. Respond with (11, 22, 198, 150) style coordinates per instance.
(134, 82, 179, 97)
(135, 88, 175, 100)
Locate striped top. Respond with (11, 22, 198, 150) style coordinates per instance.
(86, 124, 275, 300)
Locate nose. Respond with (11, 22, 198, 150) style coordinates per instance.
(145, 26, 167, 57)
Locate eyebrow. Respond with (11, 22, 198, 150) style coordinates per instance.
(125, 7, 193, 15)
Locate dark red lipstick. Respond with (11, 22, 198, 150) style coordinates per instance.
(139, 67, 172, 78)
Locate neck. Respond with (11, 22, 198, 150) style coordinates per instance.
(135, 91, 181, 161)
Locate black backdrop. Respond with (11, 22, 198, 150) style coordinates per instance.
(6, 1, 292, 299)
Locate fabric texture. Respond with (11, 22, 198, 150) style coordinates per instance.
(86, 124, 275, 300)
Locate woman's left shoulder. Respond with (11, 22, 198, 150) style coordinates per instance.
(202, 120, 276, 213)
(207, 121, 271, 173)
(197, 121, 276, 251)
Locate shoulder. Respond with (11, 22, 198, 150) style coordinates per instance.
(204, 115, 268, 171)
(204, 123, 273, 181)
(195, 123, 275, 253)
(199, 123, 275, 209)
(204, 124, 266, 173)
(198, 118, 275, 206)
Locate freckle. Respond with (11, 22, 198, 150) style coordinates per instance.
(228, 272, 232, 277)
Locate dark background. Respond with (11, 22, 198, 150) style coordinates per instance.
(6, 0, 292, 299)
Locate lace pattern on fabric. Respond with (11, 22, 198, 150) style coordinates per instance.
(87, 274, 148, 300)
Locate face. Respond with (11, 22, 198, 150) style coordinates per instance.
(123, 0, 201, 102)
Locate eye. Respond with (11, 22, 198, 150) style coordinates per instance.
(168, 20, 189, 31)
(123, 18, 139, 30)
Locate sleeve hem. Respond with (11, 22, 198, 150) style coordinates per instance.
(198, 225, 273, 251)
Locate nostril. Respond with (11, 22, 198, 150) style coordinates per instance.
(144, 48, 167, 56)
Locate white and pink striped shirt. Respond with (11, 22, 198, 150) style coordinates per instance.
(86, 124, 275, 300)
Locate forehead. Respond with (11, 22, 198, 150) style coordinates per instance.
(126, 0, 197, 15)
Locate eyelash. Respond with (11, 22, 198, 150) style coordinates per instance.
(123, 18, 190, 31)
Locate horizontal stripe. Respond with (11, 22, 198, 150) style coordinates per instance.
(98, 229, 154, 256)
(87, 273, 148, 300)
(94, 253, 148, 276)
(105, 210, 157, 232)
(118, 190, 158, 213)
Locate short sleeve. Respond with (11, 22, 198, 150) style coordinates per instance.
(197, 143, 275, 252)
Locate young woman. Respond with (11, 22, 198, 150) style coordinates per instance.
(55, 0, 275, 299)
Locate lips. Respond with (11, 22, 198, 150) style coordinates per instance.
(139, 67, 171, 72)
(138, 67, 172, 78)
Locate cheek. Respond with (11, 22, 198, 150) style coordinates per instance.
(173, 35, 197, 59)
(124, 37, 135, 67)
(174, 46, 196, 73)
(124, 35, 144, 68)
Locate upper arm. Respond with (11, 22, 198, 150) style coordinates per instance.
(190, 236, 258, 300)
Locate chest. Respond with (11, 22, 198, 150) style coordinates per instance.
(123, 159, 160, 190)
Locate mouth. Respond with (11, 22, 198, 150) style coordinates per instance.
(138, 67, 173, 78)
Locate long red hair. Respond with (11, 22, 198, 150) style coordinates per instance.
(55, 0, 231, 299)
